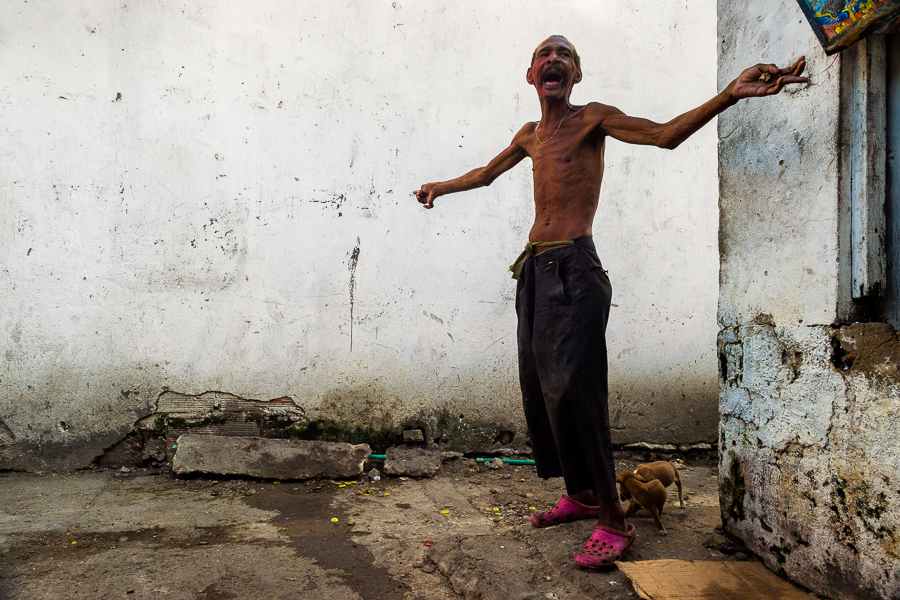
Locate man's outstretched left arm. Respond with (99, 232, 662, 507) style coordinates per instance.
(599, 57, 808, 150)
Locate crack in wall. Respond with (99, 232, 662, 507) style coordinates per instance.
(0, 418, 15, 443)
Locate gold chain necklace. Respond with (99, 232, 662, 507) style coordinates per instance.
(535, 105, 572, 144)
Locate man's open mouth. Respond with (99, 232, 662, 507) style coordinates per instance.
(541, 70, 564, 90)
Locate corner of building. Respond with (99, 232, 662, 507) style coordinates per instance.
(718, 3, 900, 599)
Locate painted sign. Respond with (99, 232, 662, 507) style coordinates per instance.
(796, 0, 900, 54)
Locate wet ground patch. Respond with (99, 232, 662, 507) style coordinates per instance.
(243, 480, 408, 600)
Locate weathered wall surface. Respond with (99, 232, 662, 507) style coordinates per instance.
(717, 2, 842, 327)
(719, 324, 900, 599)
(1, 0, 719, 471)
(718, 2, 900, 599)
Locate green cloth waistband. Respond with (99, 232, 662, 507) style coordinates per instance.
(508, 240, 575, 280)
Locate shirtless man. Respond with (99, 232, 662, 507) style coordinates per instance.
(413, 36, 807, 570)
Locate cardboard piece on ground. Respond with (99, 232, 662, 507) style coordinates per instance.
(617, 560, 817, 600)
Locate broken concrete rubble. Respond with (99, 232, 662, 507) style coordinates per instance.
(402, 428, 426, 443)
(141, 391, 307, 461)
(96, 430, 169, 468)
(95, 390, 311, 470)
(486, 458, 506, 470)
(383, 445, 444, 478)
(625, 442, 678, 452)
(172, 434, 370, 479)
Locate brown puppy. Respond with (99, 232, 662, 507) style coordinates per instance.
(616, 471, 668, 535)
(618, 461, 685, 509)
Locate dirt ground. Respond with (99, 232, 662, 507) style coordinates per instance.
(0, 453, 757, 600)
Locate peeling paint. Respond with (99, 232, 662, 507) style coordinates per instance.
(94, 390, 308, 466)
(146, 390, 306, 460)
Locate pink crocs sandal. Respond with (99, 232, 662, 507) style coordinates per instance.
(573, 524, 636, 571)
(530, 495, 601, 528)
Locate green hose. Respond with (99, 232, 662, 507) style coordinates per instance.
(476, 458, 535, 465)
(368, 454, 534, 465)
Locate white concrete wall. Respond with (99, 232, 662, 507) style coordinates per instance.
(0, 0, 719, 469)
(717, 2, 842, 327)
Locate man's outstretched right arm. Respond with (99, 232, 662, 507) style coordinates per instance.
(414, 128, 530, 209)
(597, 58, 807, 150)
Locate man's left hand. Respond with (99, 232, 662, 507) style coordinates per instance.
(727, 57, 808, 102)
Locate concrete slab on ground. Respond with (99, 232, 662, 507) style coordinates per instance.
(0, 456, 783, 600)
(173, 434, 371, 479)
(383, 446, 444, 478)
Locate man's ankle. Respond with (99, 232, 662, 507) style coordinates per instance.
(568, 490, 601, 506)
(596, 500, 628, 531)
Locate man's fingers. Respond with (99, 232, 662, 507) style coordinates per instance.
(414, 189, 434, 208)
(782, 59, 806, 76)
(415, 184, 437, 208)
(767, 73, 808, 95)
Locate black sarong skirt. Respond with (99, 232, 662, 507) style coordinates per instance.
(515, 236, 617, 501)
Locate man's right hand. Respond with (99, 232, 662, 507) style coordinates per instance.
(414, 183, 440, 209)
(726, 57, 808, 101)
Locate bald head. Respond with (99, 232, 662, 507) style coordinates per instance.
(531, 35, 581, 70)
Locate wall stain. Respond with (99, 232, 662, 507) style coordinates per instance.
(349, 238, 361, 352)
(834, 323, 900, 383)
(720, 454, 746, 522)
